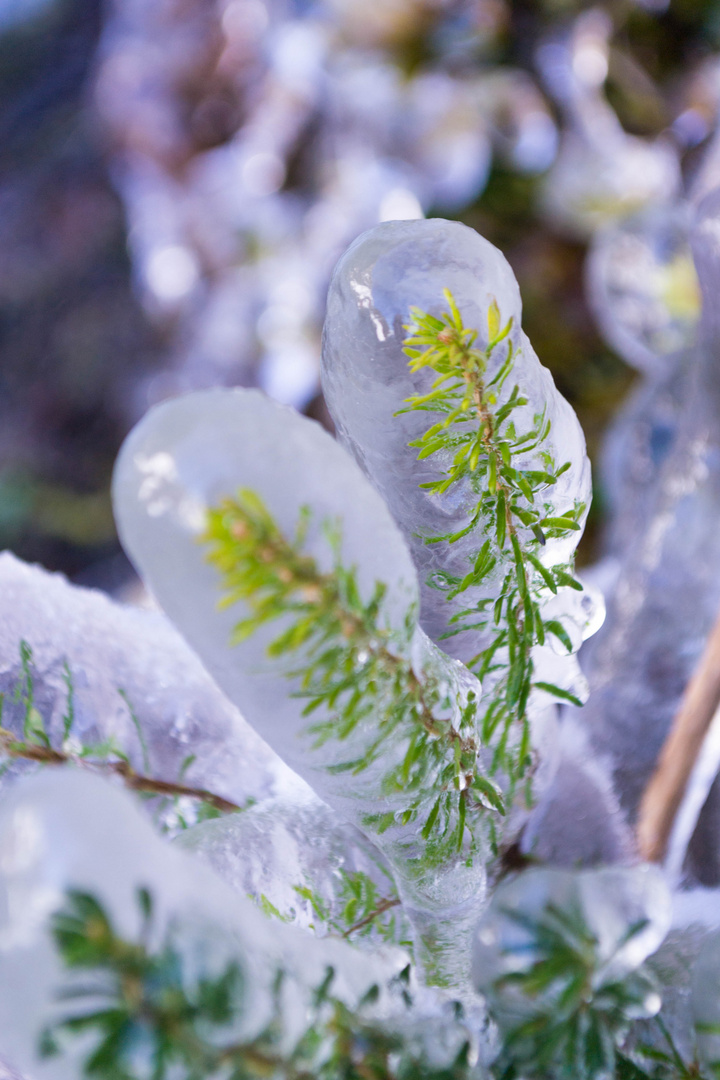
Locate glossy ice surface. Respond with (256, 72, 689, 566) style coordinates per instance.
(322, 218, 593, 665)
(112, 387, 487, 928)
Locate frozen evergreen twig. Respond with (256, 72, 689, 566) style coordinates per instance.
(203, 489, 505, 859)
(0, 641, 241, 816)
(400, 290, 585, 784)
(294, 870, 405, 944)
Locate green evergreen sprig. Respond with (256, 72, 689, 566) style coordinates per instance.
(485, 900, 663, 1080)
(286, 869, 410, 948)
(42, 887, 476, 1080)
(203, 490, 505, 859)
(400, 290, 586, 784)
(0, 641, 241, 821)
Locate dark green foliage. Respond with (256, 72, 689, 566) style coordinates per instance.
(42, 888, 477, 1080)
(400, 290, 585, 787)
(42, 885, 707, 1080)
(486, 901, 663, 1080)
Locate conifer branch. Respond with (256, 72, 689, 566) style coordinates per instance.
(203, 490, 506, 855)
(294, 869, 410, 947)
(342, 895, 402, 938)
(400, 290, 585, 785)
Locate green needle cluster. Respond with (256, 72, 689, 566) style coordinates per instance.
(400, 290, 586, 785)
(42, 888, 476, 1080)
(484, 902, 662, 1080)
(203, 489, 505, 861)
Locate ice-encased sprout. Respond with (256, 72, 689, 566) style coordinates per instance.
(112, 386, 493, 985)
(0, 768, 465, 1080)
(175, 790, 414, 947)
(472, 865, 671, 1077)
(578, 188, 720, 885)
(321, 217, 603, 858)
(321, 217, 593, 666)
(0, 551, 298, 815)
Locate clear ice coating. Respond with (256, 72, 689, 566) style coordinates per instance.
(175, 790, 413, 946)
(582, 115, 720, 569)
(594, 353, 690, 567)
(0, 550, 298, 812)
(536, 8, 679, 240)
(578, 188, 720, 886)
(321, 217, 593, 667)
(112, 386, 490, 981)
(472, 864, 670, 1029)
(586, 204, 700, 377)
(0, 769, 414, 1080)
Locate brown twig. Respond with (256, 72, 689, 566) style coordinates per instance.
(342, 896, 401, 938)
(636, 608, 720, 863)
(0, 729, 241, 814)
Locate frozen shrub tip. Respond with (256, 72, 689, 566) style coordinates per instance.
(19, 216, 718, 1080)
(398, 287, 586, 785)
(472, 867, 671, 1080)
(202, 488, 503, 854)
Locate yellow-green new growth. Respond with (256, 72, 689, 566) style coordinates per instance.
(203, 489, 505, 862)
(401, 290, 585, 789)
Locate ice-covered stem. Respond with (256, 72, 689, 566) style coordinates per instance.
(0, 640, 242, 815)
(399, 291, 585, 785)
(0, 726, 241, 814)
(202, 489, 504, 987)
(321, 218, 592, 670)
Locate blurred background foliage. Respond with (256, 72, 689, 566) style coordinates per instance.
(1, 0, 718, 581)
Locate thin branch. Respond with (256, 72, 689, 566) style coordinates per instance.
(0, 728, 241, 814)
(636, 606, 720, 862)
(342, 896, 401, 938)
